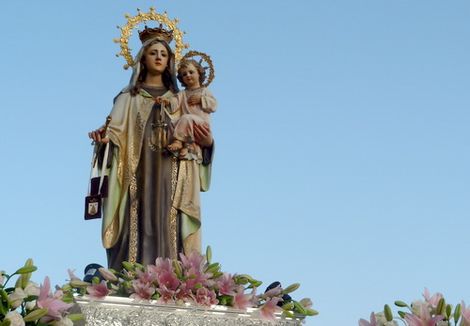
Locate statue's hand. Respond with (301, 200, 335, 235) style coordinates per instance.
(188, 95, 202, 106)
(88, 127, 109, 144)
(155, 96, 170, 105)
(194, 124, 213, 147)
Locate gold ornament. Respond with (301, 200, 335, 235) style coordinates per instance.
(180, 50, 215, 87)
(114, 7, 189, 69)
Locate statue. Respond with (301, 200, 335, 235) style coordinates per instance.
(87, 9, 216, 270)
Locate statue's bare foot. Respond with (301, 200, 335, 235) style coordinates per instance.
(168, 140, 183, 151)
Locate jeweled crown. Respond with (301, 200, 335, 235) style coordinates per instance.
(138, 24, 173, 44)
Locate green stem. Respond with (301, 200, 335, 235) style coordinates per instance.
(3, 273, 15, 288)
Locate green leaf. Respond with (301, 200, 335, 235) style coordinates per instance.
(293, 301, 307, 315)
(384, 304, 393, 321)
(304, 308, 319, 316)
(23, 308, 48, 322)
(3, 288, 14, 294)
(61, 292, 75, 303)
(211, 271, 223, 279)
(398, 311, 406, 318)
(282, 302, 295, 310)
(218, 295, 232, 306)
(23, 295, 39, 302)
(250, 280, 263, 288)
(61, 284, 72, 292)
(68, 314, 84, 322)
(282, 310, 295, 318)
(394, 300, 408, 308)
(0, 289, 10, 312)
(205, 263, 220, 274)
(0, 319, 11, 326)
(454, 303, 461, 324)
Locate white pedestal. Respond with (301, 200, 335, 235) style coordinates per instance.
(75, 296, 304, 325)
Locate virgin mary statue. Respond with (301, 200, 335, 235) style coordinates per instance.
(89, 25, 213, 270)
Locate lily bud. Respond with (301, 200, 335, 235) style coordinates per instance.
(299, 298, 313, 309)
(173, 261, 183, 278)
(384, 304, 393, 321)
(70, 280, 91, 288)
(23, 308, 48, 322)
(99, 268, 118, 282)
(394, 300, 408, 308)
(283, 283, 300, 294)
(14, 266, 37, 275)
(121, 261, 134, 271)
(437, 298, 446, 315)
(454, 303, 461, 324)
(282, 302, 295, 310)
(206, 246, 212, 264)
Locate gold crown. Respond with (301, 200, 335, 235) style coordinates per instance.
(138, 24, 173, 44)
(114, 7, 189, 69)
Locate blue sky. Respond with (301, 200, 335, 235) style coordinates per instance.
(1, 1, 469, 324)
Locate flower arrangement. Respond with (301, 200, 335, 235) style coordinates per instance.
(0, 259, 81, 326)
(66, 248, 318, 320)
(359, 288, 469, 326)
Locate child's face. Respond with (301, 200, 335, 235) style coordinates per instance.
(180, 63, 200, 89)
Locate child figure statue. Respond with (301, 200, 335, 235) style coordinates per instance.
(167, 59, 217, 158)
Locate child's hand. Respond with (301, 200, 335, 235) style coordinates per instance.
(155, 96, 170, 105)
(188, 95, 201, 105)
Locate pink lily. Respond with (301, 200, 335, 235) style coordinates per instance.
(194, 287, 218, 306)
(260, 297, 282, 320)
(151, 258, 174, 277)
(130, 279, 155, 301)
(217, 273, 236, 296)
(422, 288, 443, 309)
(157, 285, 176, 304)
(136, 270, 158, 284)
(67, 269, 80, 282)
(37, 277, 73, 321)
(180, 251, 206, 273)
(263, 285, 282, 299)
(358, 312, 377, 326)
(232, 286, 255, 310)
(460, 301, 470, 326)
(86, 280, 110, 299)
(174, 282, 193, 303)
(404, 303, 444, 326)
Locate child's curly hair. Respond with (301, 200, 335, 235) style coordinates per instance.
(177, 59, 206, 87)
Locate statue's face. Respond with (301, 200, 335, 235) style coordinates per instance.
(180, 63, 200, 89)
(143, 42, 169, 74)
